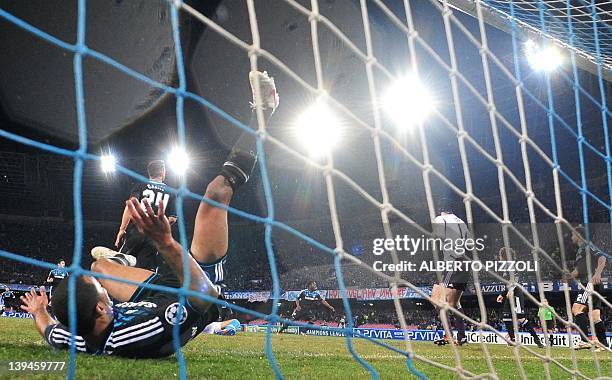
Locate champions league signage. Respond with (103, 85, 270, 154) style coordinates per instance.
(294, 327, 612, 348)
(243, 324, 612, 348)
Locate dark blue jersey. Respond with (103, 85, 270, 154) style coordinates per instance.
(130, 181, 175, 217)
(575, 241, 605, 263)
(1, 290, 14, 300)
(48, 267, 68, 281)
(44, 292, 215, 358)
(574, 242, 607, 281)
(297, 289, 324, 310)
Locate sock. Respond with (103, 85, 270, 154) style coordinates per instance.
(220, 110, 272, 191)
(278, 321, 288, 333)
(504, 320, 515, 341)
(549, 331, 554, 347)
(107, 254, 132, 267)
(574, 313, 590, 342)
(594, 320, 608, 347)
(454, 307, 466, 340)
(437, 308, 450, 340)
(521, 319, 542, 345)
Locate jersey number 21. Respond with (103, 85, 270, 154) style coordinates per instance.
(142, 190, 169, 211)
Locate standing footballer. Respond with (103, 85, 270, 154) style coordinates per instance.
(496, 247, 544, 348)
(431, 205, 470, 346)
(568, 226, 609, 351)
(278, 281, 335, 333)
(46, 259, 68, 296)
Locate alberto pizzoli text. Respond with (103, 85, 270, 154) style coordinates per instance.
(372, 260, 538, 273)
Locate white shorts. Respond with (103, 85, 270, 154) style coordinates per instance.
(203, 321, 223, 335)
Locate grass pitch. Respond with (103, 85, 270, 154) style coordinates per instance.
(0, 318, 609, 379)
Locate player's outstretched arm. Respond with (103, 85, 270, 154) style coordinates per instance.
(115, 204, 131, 247)
(126, 197, 218, 312)
(592, 255, 606, 285)
(20, 286, 55, 338)
(321, 299, 335, 313)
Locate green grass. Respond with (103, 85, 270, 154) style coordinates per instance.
(0, 318, 609, 379)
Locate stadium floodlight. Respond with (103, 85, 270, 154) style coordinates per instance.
(167, 147, 189, 175)
(524, 39, 563, 72)
(382, 75, 433, 129)
(295, 99, 341, 157)
(100, 154, 117, 173)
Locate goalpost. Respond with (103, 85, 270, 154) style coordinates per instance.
(444, 0, 612, 81)
(0, 0, 610, 379)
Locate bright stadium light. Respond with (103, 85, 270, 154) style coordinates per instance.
(167, 147, 189, 175)
(525, 40, 563, 72)
(100, 154, 117, 173)
(295, 99, 341, 157)
(382, 75, 433, 129)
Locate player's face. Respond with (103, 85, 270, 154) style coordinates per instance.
(82, 276, 113, 312)
(59, 261, 65, 267)
(96, 283, 112, 309)
(571, 233, 582, 245)
(309, 282, 317, 291)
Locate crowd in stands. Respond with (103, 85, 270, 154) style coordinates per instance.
(0, 216, 609, 293)
(0, 217, 113, 285)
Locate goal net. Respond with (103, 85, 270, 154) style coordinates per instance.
(0, 0, 610, 379)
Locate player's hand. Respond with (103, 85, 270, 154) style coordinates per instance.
(20, 286, 49, 315)
(46, 277, 53, 283)
(496, 295, 503, 303)
(114, 229, 126, 248)
(592, 272, 602, 285)
(295, 306, 301, 312)
(168, 216, 177, 226)
(330, 307, 336, 314)
(126, 197, 173, 249)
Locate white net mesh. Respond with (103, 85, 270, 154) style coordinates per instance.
(181, 0, 611, 377)
(0, 0, 610, 378)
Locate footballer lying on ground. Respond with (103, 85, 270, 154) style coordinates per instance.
(20, 198, 220, 358)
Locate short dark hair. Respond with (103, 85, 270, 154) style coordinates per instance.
(307, 280, 316, 287)
(147, 160, 165, 178)
(58, 259, 65, 264)
(574, 225, 585, 237)
(437, 197, 452, 213)
(51, 277, 100, 335)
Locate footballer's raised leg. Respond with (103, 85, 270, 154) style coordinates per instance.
(190, 71, 279, 290)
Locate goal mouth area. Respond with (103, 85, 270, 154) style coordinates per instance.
(443, 0, 612, 82)
(0, 0, 610, 379)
